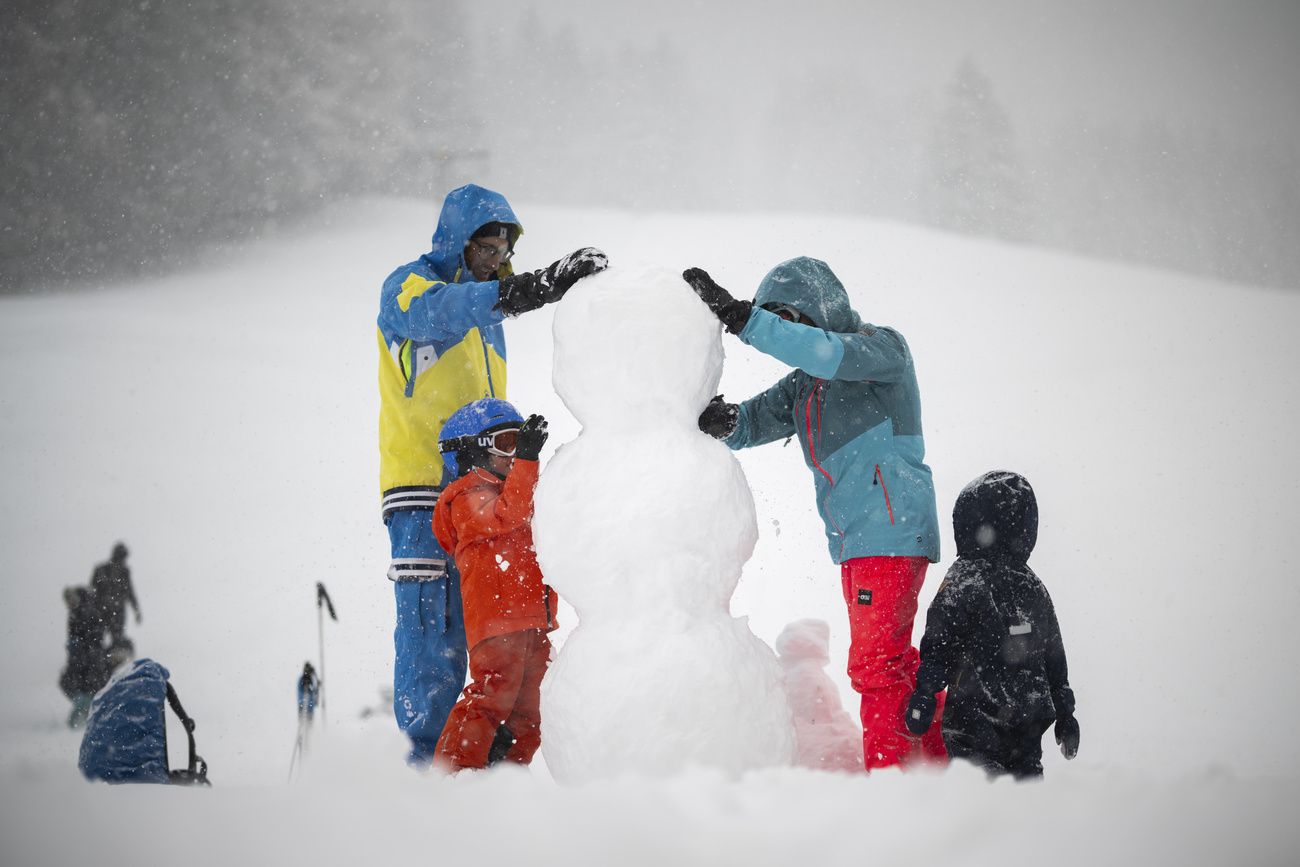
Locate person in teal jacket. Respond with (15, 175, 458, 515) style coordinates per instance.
(684, 257, 944, 771)
(378, 183, 605, 767)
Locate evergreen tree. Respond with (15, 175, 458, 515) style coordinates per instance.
(0, 0, 481, 292)
(922, 57, 1029, 241)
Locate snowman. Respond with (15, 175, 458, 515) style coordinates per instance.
(775, 619, 864, 773)
(532, 264, 797, 783)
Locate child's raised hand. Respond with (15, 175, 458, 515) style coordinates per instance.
(516, 414, 549, 462)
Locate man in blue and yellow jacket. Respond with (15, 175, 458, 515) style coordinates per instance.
(684, 257, 943, 772)
(378, 183, 606, 766)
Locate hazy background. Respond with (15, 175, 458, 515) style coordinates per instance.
(4, 0, 1299, 292)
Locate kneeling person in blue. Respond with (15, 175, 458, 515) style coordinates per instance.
(377, 183, 606, 767)
(905, 471, 1080, 779)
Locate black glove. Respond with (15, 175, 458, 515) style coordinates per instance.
(905, 690, 937, 735)
(698, 395, 739, 440)
(682, 268, 753, 335)
(496, 247, 608, 316)
(1055, 713, 1080, 760)
(515, 414, 549, 462)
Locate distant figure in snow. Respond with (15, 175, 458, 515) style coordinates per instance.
(289, 660, 321, 779)
(684, 258, 946, 772)
(58, 586, 111, 728)
(906, 471, 1079, 780)
(89, 541, 140, 652)
(297, 661, 319, 724)
(431, 399, 558, 773)
(776, 619, 864, 773)
(376, 183, 605, 768)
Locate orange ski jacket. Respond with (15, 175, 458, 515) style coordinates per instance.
(431, 459, 557, 650)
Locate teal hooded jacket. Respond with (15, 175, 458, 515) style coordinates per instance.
(725, 257, 941, 565)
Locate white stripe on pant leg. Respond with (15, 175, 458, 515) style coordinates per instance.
(380, 486, 444, 520)
(387, 558, 448, 582)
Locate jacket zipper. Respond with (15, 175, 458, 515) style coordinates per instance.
(400, 339, 416, 398)
(805, 379, 845, 557)
(805, 380, 831, 484)
(874, 464, 896, 524)
(479, 329, 497, 398)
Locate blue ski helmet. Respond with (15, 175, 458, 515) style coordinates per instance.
(439, 398, 525, 477)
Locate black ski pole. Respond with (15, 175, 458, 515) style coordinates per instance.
(316, 582, 336, 726)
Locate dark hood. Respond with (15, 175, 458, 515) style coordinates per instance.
(953, 470, 1038, 562)
(752, 257, 863, 333)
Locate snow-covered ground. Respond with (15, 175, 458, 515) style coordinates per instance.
(2, 199, 1298, 864)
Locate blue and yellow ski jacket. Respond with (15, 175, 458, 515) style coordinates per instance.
(725, 257, 941, 564)
(377, 185, 522, 518)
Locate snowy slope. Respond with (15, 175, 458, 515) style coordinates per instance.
(1, 198, 1298, 864)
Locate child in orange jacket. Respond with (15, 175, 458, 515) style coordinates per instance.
(431, 399, 557, 772)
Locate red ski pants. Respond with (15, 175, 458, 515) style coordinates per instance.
(434, 628, 552, 771)
(841, 556, 946, 770)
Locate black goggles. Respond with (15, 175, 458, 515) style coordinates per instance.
(440, 428, 520, 457)
(761, 302, 805, 324)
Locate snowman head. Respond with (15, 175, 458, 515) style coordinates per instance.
(551, 264, 722, 432)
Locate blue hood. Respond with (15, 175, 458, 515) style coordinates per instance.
(420, 184, 523, 282)
(753, 257, 863, 333)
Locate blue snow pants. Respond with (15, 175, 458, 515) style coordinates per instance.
(387, 510, 468, 764)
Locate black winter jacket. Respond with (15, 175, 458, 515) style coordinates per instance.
(915, 471, 1075, 740)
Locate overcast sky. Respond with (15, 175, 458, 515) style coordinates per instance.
(492, 0, 1300, 145)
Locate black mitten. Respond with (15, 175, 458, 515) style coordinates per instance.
(549, 247, 608, 293)
(1055, 713, 1080, 759)
(698, 395, 739, 440)
(515, 414, 549, 462)
(905, 690, 937, 735)
(496, 247, 608, 316)
(682, 268, 753, 335)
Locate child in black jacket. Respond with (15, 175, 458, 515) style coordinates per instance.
(905, 471, 1079, 779)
